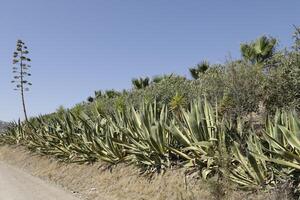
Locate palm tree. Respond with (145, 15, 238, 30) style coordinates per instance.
(86, 90, 102, 103)
(189, 61, 210, 79)
(95, 90, 102, 98)
(104, 90, 120, 98)
(240, 36, 277, 64)
(151, 74, 173, 84)
(132, 77, 150, 89)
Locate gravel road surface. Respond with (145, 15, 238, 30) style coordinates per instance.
(0, 162, 79, 200)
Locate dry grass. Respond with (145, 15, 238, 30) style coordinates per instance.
(0, 145, 293, 200)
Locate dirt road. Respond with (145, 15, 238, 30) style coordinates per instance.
(0, 162, 79, 200)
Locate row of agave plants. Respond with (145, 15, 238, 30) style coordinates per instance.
(1, 99, 300, 191)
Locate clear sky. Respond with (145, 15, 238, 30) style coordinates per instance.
(0, 0, 299, 121)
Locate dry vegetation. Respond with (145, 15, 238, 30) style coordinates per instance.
(0, 145, 293, 200)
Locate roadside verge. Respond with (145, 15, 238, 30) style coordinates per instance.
(0, 145, 288, 200)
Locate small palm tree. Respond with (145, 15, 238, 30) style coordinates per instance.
(132, 77, 150, 89)
(94, 90, 102, 98)
(189, 61, 210, 79)
(240, 36, 277, 64)
(104, 90, 120, 98)
(87, 91, 102, 103)
(151, 74, 173, 84)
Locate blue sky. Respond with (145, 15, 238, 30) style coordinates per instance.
(0, 0, 299, 121)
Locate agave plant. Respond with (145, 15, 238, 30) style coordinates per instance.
(110, 102, 172, 172)
(227, 110, 300, 189)
(0, 121, 23, 145)
(166, 99, 226, 178)
(3, 98, 300, 191)
(260, 110, 300, 170)
(229, 136, 273, 188)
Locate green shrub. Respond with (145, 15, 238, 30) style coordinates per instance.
(197, 61, 265, 117)
(264, 52, 300, 113)
(196, 65, 226, 103)
(222, 62, 265, 116)
(88, 75, 201, 115)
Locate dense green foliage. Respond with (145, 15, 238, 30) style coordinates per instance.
(79, 30, 299, 119)
(1, 27, 300, 195)
(85, 50, 300, 118)
(264, 51, 300, 113)
(81, 34, 299, 119)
